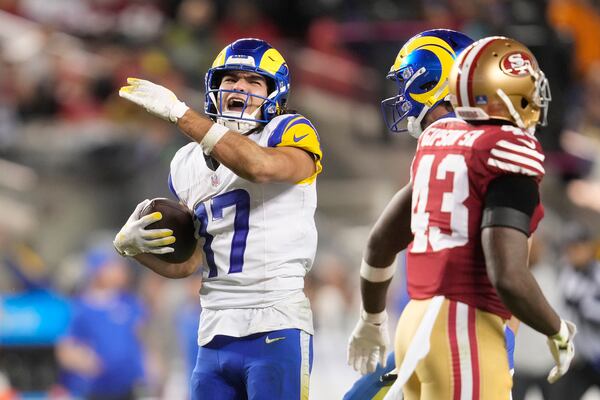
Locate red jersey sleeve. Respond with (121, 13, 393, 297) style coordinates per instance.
(472, 124, 545, 233)
(474, 125, 545, 180)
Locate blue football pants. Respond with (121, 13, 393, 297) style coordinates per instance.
(190, 329, 313, 400)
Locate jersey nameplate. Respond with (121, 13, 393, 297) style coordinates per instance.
(420, 128, 484, 148)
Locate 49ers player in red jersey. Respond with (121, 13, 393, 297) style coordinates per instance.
(357, 37, 577, 400)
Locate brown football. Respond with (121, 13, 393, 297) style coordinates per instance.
(140, 198, 197, 263)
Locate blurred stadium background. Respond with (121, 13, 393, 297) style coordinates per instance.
(0, 0, 599, 399)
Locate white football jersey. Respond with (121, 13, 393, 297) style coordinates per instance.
(169, 114, 323, 344)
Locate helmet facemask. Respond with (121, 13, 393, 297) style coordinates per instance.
(205, 83, 280, 133)
(532, 68, 551, 127)
(495, 63, 551, 132)
(381, 65, 445, 138)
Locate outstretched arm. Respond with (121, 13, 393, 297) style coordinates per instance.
(119, 78, 316, 184)
(177, 109, 316, 184)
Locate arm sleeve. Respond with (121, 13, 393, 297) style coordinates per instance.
(482, 127, 545, 179)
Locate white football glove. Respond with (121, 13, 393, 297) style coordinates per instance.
(119, 78, 189, 123)
(113, 199, 176, 257)
(546, 319, 577, 383)
(348, 310, 389, 375)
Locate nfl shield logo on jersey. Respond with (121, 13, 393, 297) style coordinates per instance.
(211, 173, 220, 187)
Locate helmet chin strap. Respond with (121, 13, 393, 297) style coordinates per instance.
(217, 110, 261, 133)
(407, 81, 449, 138)
(407, 115, 425, 138)
(496, 88, 526, 129)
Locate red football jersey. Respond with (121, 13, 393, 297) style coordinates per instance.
(406, 117, 545, 319)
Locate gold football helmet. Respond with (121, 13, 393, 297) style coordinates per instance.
(448, 36, 551, 131)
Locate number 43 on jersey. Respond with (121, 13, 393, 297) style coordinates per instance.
(411, 154, 469, 253)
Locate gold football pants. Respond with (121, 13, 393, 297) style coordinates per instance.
(394, 298, 512, 400)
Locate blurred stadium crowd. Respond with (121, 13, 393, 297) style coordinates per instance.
(0, 0, 600, 399)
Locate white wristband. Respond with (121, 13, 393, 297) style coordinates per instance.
(361, 309, 387, 324)
(360, 259, 395, 283)
(201, 123, 229, 155)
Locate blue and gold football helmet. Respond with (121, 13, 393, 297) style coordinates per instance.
(205, 38, 290, 131)
(381, 29, 473, 137)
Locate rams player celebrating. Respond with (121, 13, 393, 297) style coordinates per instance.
(114, 38, 322, 400)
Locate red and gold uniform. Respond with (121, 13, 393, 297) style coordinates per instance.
(395, 116, 545, 400)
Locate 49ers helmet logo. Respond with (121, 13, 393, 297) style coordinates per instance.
(500, 51, 534, 76)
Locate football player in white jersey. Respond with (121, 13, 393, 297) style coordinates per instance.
(113, 38, 322, 400)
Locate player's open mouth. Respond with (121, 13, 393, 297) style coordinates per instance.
(227, 98, 247, 112)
